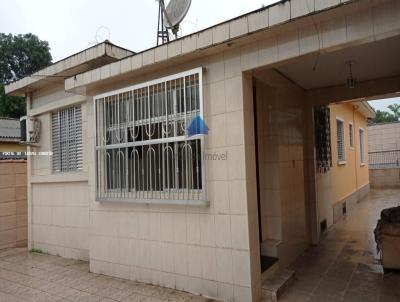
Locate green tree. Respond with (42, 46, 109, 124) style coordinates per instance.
(0, 33, 52, 118)
(388, 104, 400, 121)
(371, 106, 399, 124)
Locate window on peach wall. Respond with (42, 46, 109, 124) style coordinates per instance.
(349, 123, 354, 148)
(336, 118, 345, 163)
(359, 128, 365, 164)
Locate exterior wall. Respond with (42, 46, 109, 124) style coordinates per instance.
(370, 168, 400, 188)
(0, 142, 26, 152)
(330, 103, 370, 206)
(368, 122, 400, 152)
(87, 51, 254, 302)
(0, 161, 27, 249)
(28, 85, 90, 260)
(18, 0, 400, 300)
(254, 70, 308, 268)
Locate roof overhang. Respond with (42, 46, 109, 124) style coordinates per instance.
(64, 0, 365, 96)
(5, 41, 134, 96)
(352, 101, 376, 118)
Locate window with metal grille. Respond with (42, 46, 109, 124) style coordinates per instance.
(336, 118, 345, 163)
(52, 106, 83, 172)
(359, 128, 365, 164)
(94, 68, 206, 205)
(349, 123, 354, 147)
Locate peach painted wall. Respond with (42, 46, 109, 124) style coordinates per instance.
(329, 103, 369, 205)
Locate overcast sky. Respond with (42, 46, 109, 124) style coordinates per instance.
(0, 0, 398, 111)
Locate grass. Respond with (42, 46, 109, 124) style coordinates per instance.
(29, 248, 46, 254)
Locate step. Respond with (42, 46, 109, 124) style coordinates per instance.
(261, 256, 280, 284)
(262, 269, 295, 302)
(260, 239, 282, 258)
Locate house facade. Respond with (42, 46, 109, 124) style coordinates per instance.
(328, 102, 374, 224)
(5, 0, 400, 301)
(0, 118, 26, 153)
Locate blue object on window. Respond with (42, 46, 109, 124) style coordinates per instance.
(187, 115, 209, 137)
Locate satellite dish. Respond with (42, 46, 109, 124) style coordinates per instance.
(157, 0, 191, 44)
(164, 0, 192, 30)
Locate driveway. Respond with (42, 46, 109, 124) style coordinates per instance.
(0, 249, 216, 302)
(281, 189, 400, 302)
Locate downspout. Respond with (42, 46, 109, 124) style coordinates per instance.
(353, 105, 359, 191)
(26, 92, 34, 250)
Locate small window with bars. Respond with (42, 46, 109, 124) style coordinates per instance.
(349, 123, 354, 148)
(94, 68, 206, 204)
(336, 118, 345, 163)
(359, 128, 365, 164)
(52, 106, 83, 172)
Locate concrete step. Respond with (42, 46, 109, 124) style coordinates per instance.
(261, 257, 280, 284)
(261, 269, 295, 302)
(260, 239, 281, 258)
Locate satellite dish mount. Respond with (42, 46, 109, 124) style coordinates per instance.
(157, 0, 191, 45)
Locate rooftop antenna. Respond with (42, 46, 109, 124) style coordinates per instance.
(156, 0, 192, 45)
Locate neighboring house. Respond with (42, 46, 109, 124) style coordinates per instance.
(5, 1, 400, 301)
(329, 102, 375, 223)
(0, 118, 26, 153)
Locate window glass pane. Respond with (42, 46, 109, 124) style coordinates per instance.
(349, 124, 354, 147)
(52, 106, 83, 172)
(359, 129, 365, 163)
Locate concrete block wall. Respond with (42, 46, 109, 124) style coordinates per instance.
(370, 168, 400, 188)
(0, 161, 27, 249)
(368, 122, 400, 152)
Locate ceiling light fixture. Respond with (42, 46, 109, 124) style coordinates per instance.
(346, 61, 357, 89)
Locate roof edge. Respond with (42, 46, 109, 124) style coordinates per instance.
(5, 40, 135, 96)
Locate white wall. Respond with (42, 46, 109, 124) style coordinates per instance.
(28, 86, 90, 260)
(254, 69, 309, 268)
(86, 51, 254, 302)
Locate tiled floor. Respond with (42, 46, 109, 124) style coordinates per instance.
(0, 249, 217, 302)
(280, 189, 400, 302)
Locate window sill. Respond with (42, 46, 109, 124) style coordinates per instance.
(96, 197, 209, 206)
(338, 161, 347, 166)
(31, 171, 88, 184)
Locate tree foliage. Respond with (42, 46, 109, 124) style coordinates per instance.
(0, 33, 52, 118)
(371, 103, 400, 124)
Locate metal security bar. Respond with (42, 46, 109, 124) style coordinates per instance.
(369, 150, 400, 169)
(52, 106, 83, 172)
(94, 68, 206, 204)
(336, 119, 345, 162)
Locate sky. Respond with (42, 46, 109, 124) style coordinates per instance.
(0, 0, 398, 111)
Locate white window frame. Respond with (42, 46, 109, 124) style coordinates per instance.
(349, 122, 354, 148)
(336, 117, 346, 165)
(359, 127, 366, 165)
(93, 67, 207, 206)
(52, 106, 83, 173)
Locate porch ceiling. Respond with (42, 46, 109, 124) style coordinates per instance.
(276, 35, 400, 91)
